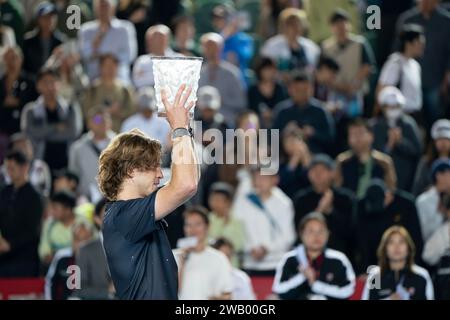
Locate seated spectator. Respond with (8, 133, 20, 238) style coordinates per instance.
(45, 220, 95, 300)
(78, 0, 137, 85)
(313, 55, 340, 105)
(21, 68, 83, 172)
(231, 166, 295, 276)
(0, 150, 44, 277)
(75, 198, 113, 300)
(322, 9, 376, 119)
(273, 212, 355, 300)
(69, 108, 116, 201)
(413, 119, 450, 196)
(260, 8, 320, 76)
(173, 207, 233, 300)
(416, 159, 450, 242)
(38, 190, 87, 266)
(120, 87, 170, 150)
(213, 238, 256, 300)
(371, 87, 422, 192)
(23, 1, 66, 75)
(211, 5, 254, 85)
(171, 15, 198, 57)
(355, 179, 423, 273)
(132, 24, 178, 90)
(377, 24, 424, 119)
(278, 128, 311, 199)
(198, 32, 246, 127)
(272, 71, 335, 154)
(0, 24, 16, 76)
(362, 226, 434, 300)
(294, 154, 354, 257)
(81, 54, 136, 133)
(0, 47, 38, 138)
(247, 57, 288, 128)
(335, 118, 397, 198)
(207, 182, 245, 263)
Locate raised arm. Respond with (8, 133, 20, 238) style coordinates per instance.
(155, 85, 200, 220)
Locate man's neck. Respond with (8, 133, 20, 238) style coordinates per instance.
(390, 259, 406, 271)
(193, 242, 207, 253)
(12, 178, 27, 190)
(93, 132, 107, 141)
(337, 35, 349, 45)
(40, 30, 52, 39)
(402, 49, 414, 59)
(421, 8, 436, 20)
(295, 100, 309, 108)
(259, 190, 272, 201)
(356, 149, 372, 162)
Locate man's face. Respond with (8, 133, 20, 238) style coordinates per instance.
(284, 19, 302, 39)
(212, 16, 227, 32)
(72, 225, 93, 253)
(184, 213, 208, 243)
(331, 20, 350, 39)
(131, 167, 163, 197)
(100, 57, 118, 80)
(386, 233, 409, 262)
(38, 14, 57, 33)
(95, 0, 114, 21)
(435, 138, 450, 155)
(37, 74, 58, 99)
(418, 0, 439, 14)
(301, 220, 329, 252)
(348, 125, 373, 154)
(175, 21, 195, 43)
(54, 177, 77, 193)
(5, 160, 27, 184)
(147, 31, 168, 55)
(51, 202, 72, 221)
(308, 164, 334, 190)
(202, 40, 221, 62)
(252, 172, 277, 196)
(89, 113, 110, 136)
(411, 35, 426, 58)
(316, 66, 336, 85)
(289, 81, 311, 105)
(436, 170, 450, 192)
(208, 193, 231, 216)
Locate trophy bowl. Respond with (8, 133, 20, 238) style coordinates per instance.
(151, 56, 203, 118)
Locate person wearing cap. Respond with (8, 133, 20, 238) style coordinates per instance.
(69, 107, 116, 200)
(293, 154, 354, 258)
(207, 182, 245, 266)
(79, 0, 137, 85)
(413, 119, 450, 196)
(416, 159, 450, 243)
(273, 212, 355, 300)
(23, 1, 66, 75)
(120, 86, 171, 150)
(322, 8, 376, 119)
(371, 86, 422, 192)
(377, 24, 424, 119)
(355, 178, 423, 273)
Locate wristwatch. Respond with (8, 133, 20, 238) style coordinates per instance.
(172, 127, 193, 140)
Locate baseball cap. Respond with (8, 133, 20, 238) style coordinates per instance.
(431, 158, 450, 182)
(197, 86, 221, 111)
(377, 86, 406, 107)
(431, 119, 450, 140)
(35, 1, 57, 18)
(309, 154, 335, 170)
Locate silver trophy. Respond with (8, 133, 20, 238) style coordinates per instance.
(151, 56, 203, 118)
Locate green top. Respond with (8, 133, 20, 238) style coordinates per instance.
(208, 213, 245, 253)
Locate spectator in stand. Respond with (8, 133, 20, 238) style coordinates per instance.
(81, 54, 136, 133)
(355, 179, 423, 273)
(248, 57, 288, 129)
(45, 220, 95, 300)
(38, 190, 87, 266)
(272, 71, 335, 154)
(294, 154, 354, 258)
(0, 47, 38, 139)
(273, 212, 355, 300)
(21, 68, 83, 172)
(362, 226, 434, 300)
(23, 2, 66, 76)
(313, 55, 340, 105)
(231, 166, 296, 276)
(75, 198, 112, 300)
(0, 0, 22, 46)
(69, 108, 115, 201)
(0, 150, 44, 277)
(120, 87, 170, 151)
(335, 118, 397, 199)
(52, 169, 79, 195)
(395, 0, 450, 129)
(0, 22, 16, 77)
(207, 182, 245, 264)
(278, 128, 311, 199)
(413, 119, 450, 196)
(173, 206, 233, 300)
(260, 8, 320, 76)
(213, 237, 256, 300)
(416, 159, 450, 242)
(78, 0, 137, 85)
(257, 0, 294, 40)
(171, 15, 198, 57)
(199, 32, 246, 128)
(132, 24, 179, 90)
(371, 86, 422, 192)
(377, 24, 425, 121)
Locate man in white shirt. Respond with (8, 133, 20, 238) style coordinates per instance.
(378, 24, 424, 115)
(132, 24, 181, 90)
(173, 206, 233, 300)
(78, 0, 137, 85)
(231, 167, 296, 275)
(120, 87, 171, 150)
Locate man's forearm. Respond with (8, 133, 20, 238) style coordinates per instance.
(171, 135, 200, 190)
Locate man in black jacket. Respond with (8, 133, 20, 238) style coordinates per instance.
(294, 154, 355, 258)
(23, 2, 66, 75)
(0, 150, 44, 277)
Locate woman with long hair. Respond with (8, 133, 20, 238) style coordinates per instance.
(362, 226, 434, 300)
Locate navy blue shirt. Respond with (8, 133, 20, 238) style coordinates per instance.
(103, 190, 178, 300)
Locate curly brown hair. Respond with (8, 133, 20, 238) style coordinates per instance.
(97, 129, 162, 201)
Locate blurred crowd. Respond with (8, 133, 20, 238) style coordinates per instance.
(0, 0, 450, 300)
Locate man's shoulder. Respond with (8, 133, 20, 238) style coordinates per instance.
(372, 150, 394, 166)
(219, 61, 241, 78)
(79, 238, 103, 254)
(336, 150, 355, 165)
